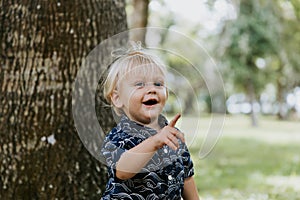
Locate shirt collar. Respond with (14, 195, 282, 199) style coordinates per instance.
(116, 114, 168, 138)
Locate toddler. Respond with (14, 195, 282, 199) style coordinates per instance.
(101, 42, 199, 200)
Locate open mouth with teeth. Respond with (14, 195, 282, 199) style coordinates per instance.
(143, 99, 158, 106)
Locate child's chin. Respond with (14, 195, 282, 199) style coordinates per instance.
(145, 110, 160, 117)
(148, 115, 161, 124)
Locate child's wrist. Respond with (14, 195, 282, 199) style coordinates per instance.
(149, 136, 161, 151)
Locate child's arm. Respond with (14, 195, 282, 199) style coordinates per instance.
(116, 114, 185, 180)
(182, 176, 200, 200)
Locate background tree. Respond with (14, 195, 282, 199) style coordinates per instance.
(220, 0, 280, 126)
(274, 0, 300, 119)
(218, 0, 300, 121)
(0, 0, 127, 199)
(127, 0, 149, 43)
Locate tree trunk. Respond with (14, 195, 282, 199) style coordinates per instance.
(129, 0, 149, 43)
(247, 79, 259, 127)
(276, 77, 289, 120)
(0, 0, 127, 199)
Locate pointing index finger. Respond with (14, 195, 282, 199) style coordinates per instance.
(168, 113, 181, 127)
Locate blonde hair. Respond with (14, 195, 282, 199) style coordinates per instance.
(103, 45, 167, 112)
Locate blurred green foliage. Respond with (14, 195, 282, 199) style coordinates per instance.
(145, 0, 300, 121)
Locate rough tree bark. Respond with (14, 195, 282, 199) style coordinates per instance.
(0, 0, 127, 199)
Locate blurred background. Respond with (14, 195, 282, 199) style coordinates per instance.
(1, 0, 299, 199)
(127, 0, 300, 124)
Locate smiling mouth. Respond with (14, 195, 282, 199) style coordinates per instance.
(143, 99, 158, 106)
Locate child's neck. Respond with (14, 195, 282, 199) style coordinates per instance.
(145, 118, 161, 131)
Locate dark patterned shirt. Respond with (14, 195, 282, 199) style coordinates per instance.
(100, 115, 194, 200)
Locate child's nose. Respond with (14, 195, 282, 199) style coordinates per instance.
(146, 84, 157, 94)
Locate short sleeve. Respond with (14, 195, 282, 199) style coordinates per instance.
(101, 127, 141, 176)
(182, 144, 194, 178)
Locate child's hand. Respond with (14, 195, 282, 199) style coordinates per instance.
(152, 113, 185, 151)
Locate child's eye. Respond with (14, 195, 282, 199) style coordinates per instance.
(135, 82, 145, 88)
(154, 82, 164, 87)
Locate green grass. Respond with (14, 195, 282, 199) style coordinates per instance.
(179, 115, 300, 200)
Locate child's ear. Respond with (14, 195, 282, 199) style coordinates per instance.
(111, 90, 123, 108)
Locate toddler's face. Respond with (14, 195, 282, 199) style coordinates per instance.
(113, 65, 167, 126)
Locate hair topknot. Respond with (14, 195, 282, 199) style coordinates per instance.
(111, 41, 144, 60)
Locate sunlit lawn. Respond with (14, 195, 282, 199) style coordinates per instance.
(178, 115, 300, 200)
